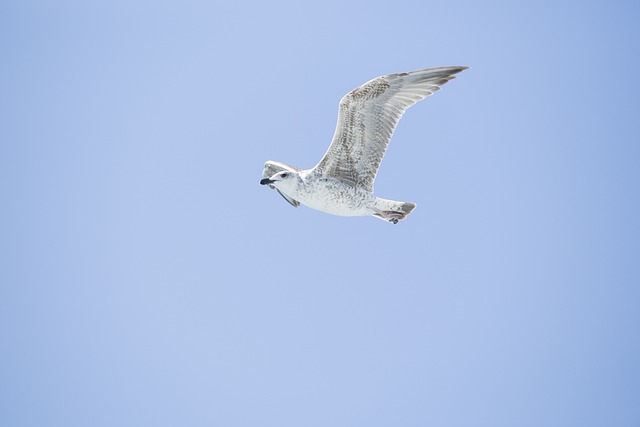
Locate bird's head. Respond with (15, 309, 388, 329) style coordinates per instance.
(260, 170, 301, 193)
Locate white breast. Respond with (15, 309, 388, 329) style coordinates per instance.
(295, 177, 374, 217)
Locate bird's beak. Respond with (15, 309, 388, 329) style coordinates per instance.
(260, 178, 275, 185)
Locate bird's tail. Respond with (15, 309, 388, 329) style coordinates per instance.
(371, 198, 417, 224)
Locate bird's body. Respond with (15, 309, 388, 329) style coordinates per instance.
(294, 172, 374, 217)
(260, 66, 468, 224)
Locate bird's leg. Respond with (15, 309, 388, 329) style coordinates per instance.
(372, 210, 404, 224)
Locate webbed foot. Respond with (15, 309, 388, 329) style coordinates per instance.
(373, 210, 405, 224)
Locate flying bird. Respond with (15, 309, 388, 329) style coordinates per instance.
(260, 66, 468, 224)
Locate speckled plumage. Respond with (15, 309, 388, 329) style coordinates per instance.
(260, 66, 468, 223)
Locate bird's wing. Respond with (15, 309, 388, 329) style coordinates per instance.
(312, 66, 468, 192)
(262, 160, 301, 207)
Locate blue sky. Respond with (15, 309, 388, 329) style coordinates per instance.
(1, 1, 639, 426)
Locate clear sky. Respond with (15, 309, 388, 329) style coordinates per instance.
(1, 1, 639, 426)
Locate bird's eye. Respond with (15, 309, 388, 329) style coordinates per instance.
(281, 173, 289, 178)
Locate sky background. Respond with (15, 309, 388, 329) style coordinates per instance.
(1, 1, 639, 426)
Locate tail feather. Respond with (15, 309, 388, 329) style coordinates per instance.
(372, 198, 417, 224)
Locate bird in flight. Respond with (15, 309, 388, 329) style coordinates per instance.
(260, 66, 468, 224)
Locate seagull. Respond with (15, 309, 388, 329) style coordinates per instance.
(260, 66, 468, 224)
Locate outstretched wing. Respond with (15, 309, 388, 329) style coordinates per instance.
(312, 66, 468, 192)
(262, 160, 301, 207)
